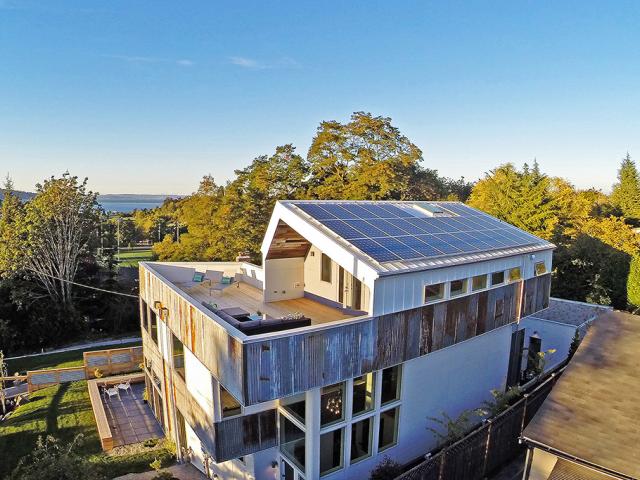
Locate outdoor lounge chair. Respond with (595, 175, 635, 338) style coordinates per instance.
(105, 387, 121, 401)
(117, 380, 133, 396)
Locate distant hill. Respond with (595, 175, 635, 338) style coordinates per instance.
(0, 190, 34, 201)
(0, 191, 183, 206)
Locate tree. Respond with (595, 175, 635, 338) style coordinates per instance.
(369, 456, 403, 480)
(426, 409, 480, 446)
(610, 153, 640, 222)
(628, 256, 640, 311)
(18, 174, 101, 308)
(0, 177, 25, 274)
(307, 112, 423, 200)
(9, 435, 104, 480)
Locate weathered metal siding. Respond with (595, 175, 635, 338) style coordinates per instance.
(242, 275, 551, 404)
(140, 265, 246, 404)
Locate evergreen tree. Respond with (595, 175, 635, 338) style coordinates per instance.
(610, 153, 640, 222)
(628, 256, 640, 311)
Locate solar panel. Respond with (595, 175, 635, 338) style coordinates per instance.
(292, 201, 544, 264)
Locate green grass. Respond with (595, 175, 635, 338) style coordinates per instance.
(6, 341, 142, 375)
(116, 249, 153, 267)
(0, 381, 174, 479)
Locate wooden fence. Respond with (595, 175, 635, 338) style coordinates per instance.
(24, 346, 143, 393)
(396, 369, 563, 480)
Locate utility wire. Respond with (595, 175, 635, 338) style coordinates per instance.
(34, 272, 138, 298)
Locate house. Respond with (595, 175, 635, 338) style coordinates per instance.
(522, 310, 640, 480)
(138, 200, 555, 480)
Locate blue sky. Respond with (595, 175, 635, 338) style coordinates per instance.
(1, 1, 638, 194)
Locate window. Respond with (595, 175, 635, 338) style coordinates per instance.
(320, 383, 345, 426)
(534, 262, 547, 276)
(321, 253, 332, 283)
(352, 373, 375, 416)
(381, 365, 402, 406)
(320, 428, 343, 476)
(283, 461, 295, 480)
(472, 274, 487, 291)
(141, 300, 148, 331)
(509, 267, 521, 282)
(350, 417, 372, 463)
(171, 332, 185, 380)
(491, 271, 505, 286)
(220, 384, 242, 418)
(378, 407, 399, 451)
(424, 283, 444, 303)
(283, 396, 305, 424)
(280, 415, 305, 470)
(450, 279, 468, 297)
(149, 308, 158, 344)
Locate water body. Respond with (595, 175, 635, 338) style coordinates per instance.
(99, 200, 165, 213)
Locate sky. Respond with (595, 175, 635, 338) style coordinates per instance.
(1, 1, 639, 195)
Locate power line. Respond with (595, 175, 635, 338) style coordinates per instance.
(34, 272, 139, 299)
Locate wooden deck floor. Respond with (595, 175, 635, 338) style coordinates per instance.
(179, 281, 355, 325)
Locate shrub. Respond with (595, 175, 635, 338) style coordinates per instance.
(628, 256, 640, 310)
(152, 472, 178, 480)
(369, 456, 403, 480)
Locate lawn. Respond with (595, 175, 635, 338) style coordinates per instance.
(6, 341, 142, 375)
(116, 249, 153, 267)
(0, 381, 174, 479)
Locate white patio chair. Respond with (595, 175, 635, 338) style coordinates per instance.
(105, 387, 121, 402)
(117, 380, 133, 396)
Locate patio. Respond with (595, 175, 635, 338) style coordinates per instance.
(102, 382, 163, 447)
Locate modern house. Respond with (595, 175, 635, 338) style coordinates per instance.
(138, 200, 555, 480)
(522, 310, 640, 480)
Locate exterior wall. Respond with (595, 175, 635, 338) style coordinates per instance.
(518, 317, 578, 373)
(372, 250, 553, 316)
(323, 324, 515, 480)
(184, 348, 214, 419)
(527, 448, 558, 480)
(263, 257, 305, 302)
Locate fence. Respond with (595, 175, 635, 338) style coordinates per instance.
(24, 346, 143, 393)
(396, 369, 563, 480)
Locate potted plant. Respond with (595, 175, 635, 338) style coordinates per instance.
(143, 387, 150, 404)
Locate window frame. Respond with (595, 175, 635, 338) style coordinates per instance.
(471, 274, 488, 292)
(380, 365, 402, 407)
(171, 331, 185, 381)
(424, 282, 445, 303)
(320, 382, 346, 427)
(490, 271, 505, 287)
(449, 278, 468, 297)
(350, 416, 373, 464)
(321, 253, 332, 283)
(319, 427, 344, 476)
(509, 267, 522, 282)
(219, 383, 242, 419)
(534, 261, 547, 276)
(352, 372, 376, 418)
(378, 406, 400, 452)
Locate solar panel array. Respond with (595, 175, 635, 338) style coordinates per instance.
(293, 202, 544, 263)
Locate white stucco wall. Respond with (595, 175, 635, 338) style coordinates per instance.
(304, 245, 339, 302)
(263, 257, 305, 302)
(313, 324, 515, 480)
(184, 348, 214, 419)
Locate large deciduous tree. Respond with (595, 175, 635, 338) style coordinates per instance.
(307, 112, 423, 200)
(19, 174, 101, 308)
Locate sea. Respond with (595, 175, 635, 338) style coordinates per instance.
(99, 200, 165, 213)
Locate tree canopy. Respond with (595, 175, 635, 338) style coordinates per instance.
(610, 153, 640, 222)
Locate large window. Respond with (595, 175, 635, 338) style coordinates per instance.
(321, 383, 345, 426)
(472, 274, 487, 291)
(220, 384, 242, 418)
(534, 262, 547, 276)
(141, 300, 148, 331)
(509, 267, 521, 282)
(381, 365, 402, 406)
(491, 271, 505, 286)
(319, 428, 343, 476)
(171, 332, 185, 380)
(280, 415, 305, 471)
(424, 283, 444, 303)
(283, 396, 306, 424)
(378, 407, 399, 451)
(352, 373, 375, 416)
(350, 417, 372, 463)
(450, 279, 468, 297)
(321, 253, 332, 283)
(149, 309, 158, 344)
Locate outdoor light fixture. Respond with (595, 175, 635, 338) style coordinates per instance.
(153, 300, 162, 309)
(271, 460, 278, 469)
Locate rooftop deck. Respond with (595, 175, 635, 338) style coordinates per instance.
(178, 280, 356, 325)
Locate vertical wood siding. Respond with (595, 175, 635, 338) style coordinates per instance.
(243, 275, 551, 404)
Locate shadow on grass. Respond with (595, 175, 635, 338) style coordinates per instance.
(46, 382, 70, 434)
